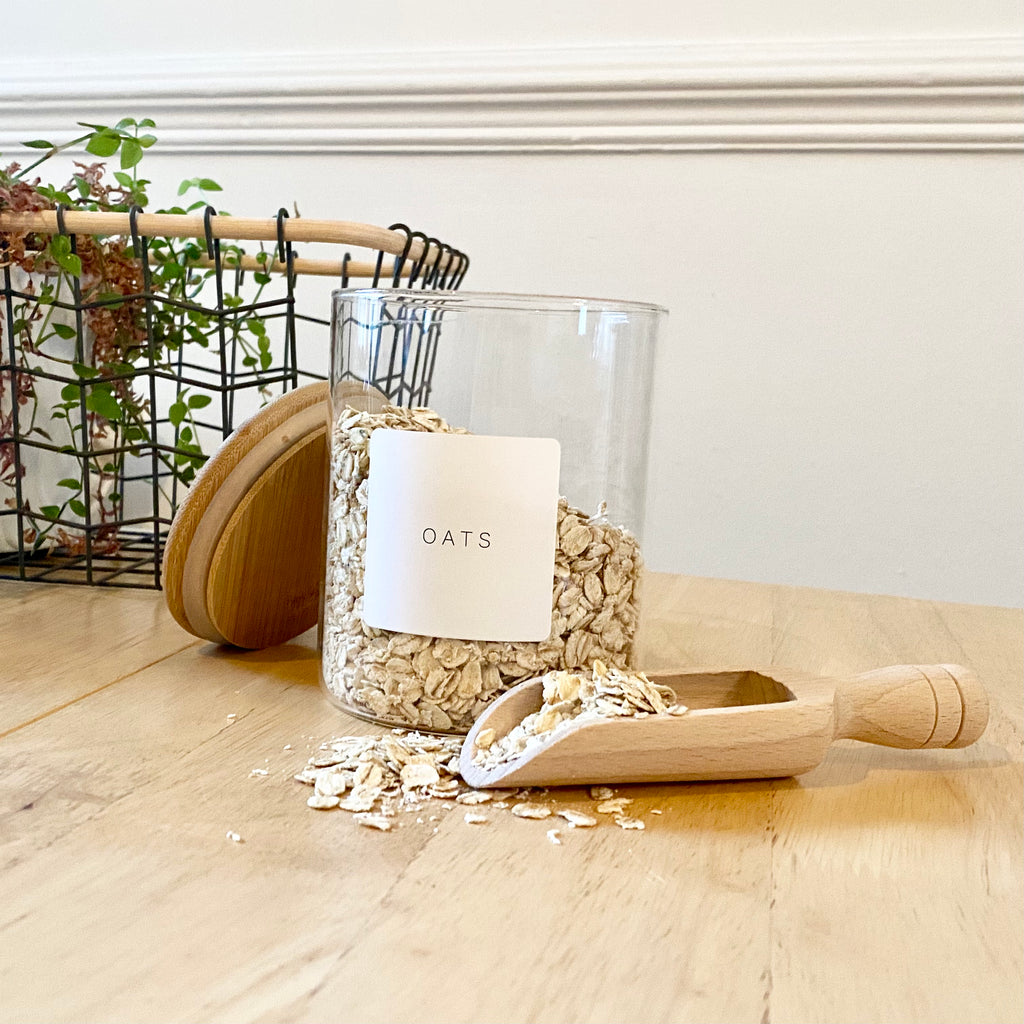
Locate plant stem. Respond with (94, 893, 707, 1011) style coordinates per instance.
(15, 134, 93, 180)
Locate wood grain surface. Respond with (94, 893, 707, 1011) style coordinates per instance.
(0, 573, 1020, 1024)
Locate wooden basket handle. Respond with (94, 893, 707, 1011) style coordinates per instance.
(0, 209, 465, 281)
(1, 209, 416, 255)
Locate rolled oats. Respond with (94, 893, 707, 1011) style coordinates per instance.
(400, 763, 440, 791)
(474, 728, 497, 750)
(354, 813, 394, 831)
(293, 724, 657, 838)
(595, 797, 634, 815)
(614, 816, 646, 830)
(321, 404, 643, 732)
(298, 730, 461, 820)
(456, 790, 493, 805)
(558, 809, 598, 828)
(337, 788, 377, 812)
(307, 794, 341, 810)
(314, 770, 349, 798)
(509, 802, 553, 820)
(472, 661, 685, 772)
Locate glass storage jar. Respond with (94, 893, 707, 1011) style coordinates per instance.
(321, 290, 664, 732)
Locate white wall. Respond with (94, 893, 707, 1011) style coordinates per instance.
(3, 3, 1023, 607)
(2, 1, 1023, 53)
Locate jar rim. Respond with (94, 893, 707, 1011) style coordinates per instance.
(332, 288, 668, 316)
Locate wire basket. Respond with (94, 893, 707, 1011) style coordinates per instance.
(0, 207, 467, 588)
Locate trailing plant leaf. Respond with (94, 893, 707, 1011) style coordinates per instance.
(1, 117, 291, 563)
(120, 138, 143, 170)
(168, 400, 188, 427)
(85, 132, 121, 158)
(48, 235, 82, 277)
(85, 387, 122, 423)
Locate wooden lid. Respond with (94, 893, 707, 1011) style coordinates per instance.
(162, 381, 386, 649)
(161, 382, 329, 648)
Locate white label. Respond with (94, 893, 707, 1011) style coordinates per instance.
(363, 431, 560, 642)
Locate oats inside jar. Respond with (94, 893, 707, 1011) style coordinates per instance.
(320, 404, 643, 732)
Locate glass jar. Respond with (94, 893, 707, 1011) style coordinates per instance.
(321, 290, 664, 732)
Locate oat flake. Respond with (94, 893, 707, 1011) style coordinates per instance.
(307, 794, 340, 810)
(615, 816, 645, 830)
(558, 809, 598, 828)
(354, 813, 393, 831)
(511, 803, 552, 820)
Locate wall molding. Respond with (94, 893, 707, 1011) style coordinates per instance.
(2, 36, 1022, 155)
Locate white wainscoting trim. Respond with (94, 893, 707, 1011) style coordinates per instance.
(1, 36, 1022, 154)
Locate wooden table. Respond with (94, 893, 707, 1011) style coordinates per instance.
(1, 573, 1020, 1024)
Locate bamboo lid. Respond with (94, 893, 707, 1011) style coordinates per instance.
(162, 381, 385, 649)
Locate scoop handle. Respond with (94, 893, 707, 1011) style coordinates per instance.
(832, 664, 988, 749)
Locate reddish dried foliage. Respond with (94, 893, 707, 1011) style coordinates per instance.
(2, 158, 149, 555)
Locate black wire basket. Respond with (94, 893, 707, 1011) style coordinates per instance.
(0, 207, 467, 588)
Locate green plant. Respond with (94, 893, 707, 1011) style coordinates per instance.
(1, 119, 280, 560)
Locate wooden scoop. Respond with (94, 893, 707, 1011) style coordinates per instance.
(458, 664, 988, 788)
